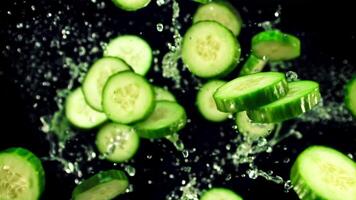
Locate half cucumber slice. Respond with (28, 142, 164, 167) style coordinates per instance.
(201, 188, 243, 200)
(236, 111, 274, 139)
(213, 72, 288, 113)
(247, 80, 321, 123)
(239, 54, 267, 76)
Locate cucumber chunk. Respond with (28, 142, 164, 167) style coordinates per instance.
(345, 76, 356, 117)
(111, 0, 151, 11)
(236, 111, 274, 139)
(201, 188, 243, 200)
(239, 55, 267, 76)
(65, 88, 107, 129)
(72, 170, 128, 200)
(154, 86, 176, 102)
(247, 80, 321, 123)
(181, 21, 241, 78)
(102, 71, 155, 124)
(0, 147, 45, 200)
(213, 72, 288, 113)
(96, 123, 140, 163)
(104, 35, 152, 75)
(290, 146, 356, 200)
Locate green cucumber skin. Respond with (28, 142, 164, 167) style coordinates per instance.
(239, 55, 267, 76)
(214, 77, 289, 113)
(192, 0, 212, 4)
(344, 76, 356, 117)
(247, 85, 321, 123)
(111, 0, 151, 11)
(72, 170, 128, 199)
(1, 147, 45, 199)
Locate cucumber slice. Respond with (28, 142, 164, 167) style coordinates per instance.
(104, 35, 152, 75)
(193, 1, 243, 36)
(201, 188, 243, 200)
(72, 170, 128, 200)
(252, 30, 301, 61)
(111, 0, 151, 11)
(134, 101, 187, 139)
(65, 88, 107, 129)
(83, 57, 131, 111)
(192, 0, 212, 3)
(213, 72, 288, 113)
(196, 80, 229, 122)
(154, 86, 176, 102)
(181, 21, 241, 78)
(290, 146, 356, 200)
(247, 80, 321, 123)
(96, 123, 140, 163)
(236, 111, 274, 139)
(0, 147, 45, 200)
(239, 55, 267, 76)
(102, 71, 155, 124)
(345, 76, 356, 117)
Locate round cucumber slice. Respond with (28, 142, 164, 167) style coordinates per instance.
(201, 188, 243, 200)
(102, 71, 155, 124)
(111, 0, 151, 11)
(196, 80, 229, 122)
(236, 111, 274, 139)
(239, 54, 267, 76)
(290, 146, 356, 200)
(252, 30, 301, 61)
(344, 76, 356, 117)
(104, 35, 152, 75)
(0, 147, 45, 200)
(247, 80, 321, 123)
(153, 86, 176, 102)
(193, 1, 243, 36)
(181, 21, 241, 78)
(72, 170, 128, 200)
(134, 101, 187, 139)
(83, 57, 131, 111)
(96, 123, 140, 163)
(65, 88, 107, 129)
(213, 72, 288, 113)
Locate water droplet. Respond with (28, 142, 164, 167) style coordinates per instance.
(286, 71, 299, 82)
(182, 150, 189, 158)
(156, 23, 164, 32)
(125, 165, 136, 176)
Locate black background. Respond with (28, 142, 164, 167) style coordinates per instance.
(1, 0, 356, 199)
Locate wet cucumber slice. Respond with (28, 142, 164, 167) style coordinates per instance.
(65, 88, 107, 129)
(0, 147, 45, 200)
(196, 80, 229, 122)
(345, 76, 356, 117)
(104, 35, 152, 75)
(201, 188, 243, 200)
(181, 21, 241, 78)
(102, 71, 155, 124)
(247, 80, 321, 123)
(83, 57, 131, 111)
(213, 72, 288, 113)
(96, 123, 140, 163)
(252, 30, 301, 61)
(239, 55, 267, 76)
(72, 170, 128, 200)
(236, 111, 274, 139)
(154, 86, 176, 102)
(193, 1, 243, 36)
(134, 101, 187, 139)
(111, 0, 151, 11)
(290, 146, 356, 200)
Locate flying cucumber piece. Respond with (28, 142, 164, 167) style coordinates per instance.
(65, 88, 107, 129)
(239, 54, 267, 76)
(96, 123, 140, 163)
(345, 76, 356, 117)
(153, 86, 176, 102)
(252, 29, 301, 61)
(196, 80, 229, 122)
(290, 146, 356, 200)
(236, 111, 274, 139)
(134, 101, 187, 139)
(0, 147, 45, 200)
(111, 0, 151, 11)
(213, 72, 288, 113)
(104, 35, 152, 75)
(181, 21, 241, 78)
(192, 0, 212, 4)
(72, 170, 128, 200)
(247, 80, 321, 123)
(102, 71, 155, 124)
(193, 0, 243, 36)
(201, 188, 243, 200)
(83, 57, 131, 111)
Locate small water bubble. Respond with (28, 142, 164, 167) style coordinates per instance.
(284, 180, 293, 192)
(125, 165, 136, 176)
(148, 180, 153, 184)
(146, 154, 153, 159)
(31, 5, 36, 11)
(16, 23, 23, 29)
(247, 169, 258, 179)
(156, 23, 164, 32)
(286, 71, 299, 82)
(182, 150, 189, 158)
